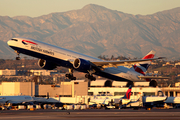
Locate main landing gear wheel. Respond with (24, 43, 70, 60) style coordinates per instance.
(149, 80, 157, 87)
(126, 81, 134, 87)
(85, 74, 96, 81)
(65, 68, 76, 80)
(65, 74, 76, 80)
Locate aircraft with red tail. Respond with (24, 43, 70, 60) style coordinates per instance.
(7, 38, 168, 86)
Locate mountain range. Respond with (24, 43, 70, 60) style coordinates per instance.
(0, 4, 180, 60)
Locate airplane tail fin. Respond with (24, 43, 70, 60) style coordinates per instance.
(102, 97, 108, 105)
(122, 85, 132, 99)
(131, 50, 156, 75)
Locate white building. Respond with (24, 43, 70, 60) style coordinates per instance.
(1, 80, 179, 104)
(175, 82, 180, 87)
(30, 70, 57, 76)
(0, 69, 17, 76)
(0, 82, 35, 96)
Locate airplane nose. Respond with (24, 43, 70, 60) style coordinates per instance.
(7, 39, 14, 46)
(7, 40, 11, 45)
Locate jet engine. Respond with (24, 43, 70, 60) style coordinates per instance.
(38, 59, 56, 70)
(73, 58, 91, 70)
(149, 80, 157, 87)
(115, 99, 124, 109)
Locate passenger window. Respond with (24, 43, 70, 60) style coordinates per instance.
(11, 39, 18, 41)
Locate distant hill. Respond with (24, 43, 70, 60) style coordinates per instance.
(0, 4, 180, 60)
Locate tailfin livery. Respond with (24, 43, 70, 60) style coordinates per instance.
(122, 85, 132, 99)
(131, 50, 156, 75)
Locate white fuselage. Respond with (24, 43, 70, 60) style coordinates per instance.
(7, 38, 143, 82)
(165, 97, 180, 104)
(0, 96, 33, 104)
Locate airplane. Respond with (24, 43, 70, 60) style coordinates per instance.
(89, 96, 111, 109)
(32, 97, 64, 109)
(90, 85, 133, 109)
(143, 91, 180, 109)
(142, 90, 167, 110)
(165, 96, 180, 108)
(114, 85, 135, 109)
(115, 87, 168, 110)
(7, 38, 167, 86)
(0, 95, 63, 109)
(0, 95, 34, 110)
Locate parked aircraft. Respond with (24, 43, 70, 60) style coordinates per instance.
(143, 90, 180, 109)
(117, 85, 133, 106)
(0, 95, 33, 105)
(165, 97, 180, 108)
(142, 90, 167, 109)
(114, 85, 143, 109)
(0, 95, 63, 109)
(118, 90, 180, 110)
(90, 85, 133, 109)
(116, 88, 168, 110)
(7, 38, 167, 86)
(32, 97, 64, 109)
(89, 96, 111, 108)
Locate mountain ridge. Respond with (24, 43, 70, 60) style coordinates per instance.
(0, 4, 180, 60)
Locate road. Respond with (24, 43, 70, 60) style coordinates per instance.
(0, 109, 180, 120)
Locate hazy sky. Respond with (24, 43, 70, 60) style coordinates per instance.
(0, 0, 180, 17)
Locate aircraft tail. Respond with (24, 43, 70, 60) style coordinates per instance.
(131, 50, 156, 75)
(122, 85, 132, 99)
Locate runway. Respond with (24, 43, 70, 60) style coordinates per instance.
(0, 109, 180, 120)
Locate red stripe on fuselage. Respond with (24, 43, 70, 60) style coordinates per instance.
(22, 40, 38, 45)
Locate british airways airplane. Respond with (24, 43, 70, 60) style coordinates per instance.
(7, 38, 166, 86)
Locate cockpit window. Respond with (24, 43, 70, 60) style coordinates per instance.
(11, 39, 18, 41)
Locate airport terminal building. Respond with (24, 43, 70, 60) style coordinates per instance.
(0, 80, 180, 104)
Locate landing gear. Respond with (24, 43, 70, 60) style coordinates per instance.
(15, 50, 20, 60)
(126, 81, 134, 87)
(65, 68, 76, 80)
(65, 74, 76, 80)
(65, 68, 96, 81)
(85, 74, 96, 81)
(16, 56, 20, 60)
(149, 80, 157, 87)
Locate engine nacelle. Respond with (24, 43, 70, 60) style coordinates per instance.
(38, 59, 56, 70)
(73, 58, 91, 70)
(149, 80, 157, 87)
(120, 99, 130, 105)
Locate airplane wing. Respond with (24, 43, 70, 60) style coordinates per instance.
(92, 57, 165, 68)
(138, 76, 170, 79)
(0, 97, 5, 100)
(32, 97, 62, 104)
(6, 100, 34, 104)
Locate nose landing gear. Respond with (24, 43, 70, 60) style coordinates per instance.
(15, 50, 20, 60)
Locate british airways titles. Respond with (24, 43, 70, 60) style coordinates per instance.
(31, 46, 54, 55)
